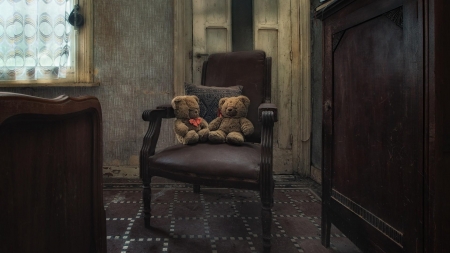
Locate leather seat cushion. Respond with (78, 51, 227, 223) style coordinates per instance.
(148, 143, 260, 180)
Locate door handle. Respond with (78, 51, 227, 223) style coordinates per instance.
(195, 53, 209, 58)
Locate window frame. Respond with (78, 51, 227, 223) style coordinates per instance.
(0, 0, 97, 87)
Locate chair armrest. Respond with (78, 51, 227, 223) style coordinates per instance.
(258, 103, 277, 207)
(142, 104, 175, 121)
(258, 103, 278, 123)
(140, 105, 175, 180)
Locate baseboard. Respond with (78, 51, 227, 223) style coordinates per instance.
(103, 166, 139, 178)
(310, 165, 322, 184)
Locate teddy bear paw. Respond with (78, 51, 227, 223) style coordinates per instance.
(183, 130, 199, 145)
(226, 132, 244, 145)
(198, 128, 210, 142)
(208, 130, 226, 143)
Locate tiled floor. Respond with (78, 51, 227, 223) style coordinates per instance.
(104, 176, 360, 253)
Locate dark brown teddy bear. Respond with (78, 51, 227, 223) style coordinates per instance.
(172, 95, 209, 145)
(208, 95, 254, 145)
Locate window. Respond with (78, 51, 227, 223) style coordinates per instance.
(0, 0, 94, 87)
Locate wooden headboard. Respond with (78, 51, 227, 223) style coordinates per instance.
(0, 92, 106, 253)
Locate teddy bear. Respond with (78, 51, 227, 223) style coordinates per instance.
(172, 95, 209, 145)
(208, 95, 254, 145)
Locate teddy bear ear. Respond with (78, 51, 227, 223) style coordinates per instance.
(238, 95, 250, 108)
(218, 97, 229, 106)
(171, 96, 184, 109)
(190, 95, 200, 103)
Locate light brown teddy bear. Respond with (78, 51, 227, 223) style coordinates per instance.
(172, 95, 209, 145)
(208, 95, 254, 145)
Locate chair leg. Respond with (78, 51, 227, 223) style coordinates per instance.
(261, 204, 272, 250)
(193, 184, 200, 193)
(143, 179, 152, 228)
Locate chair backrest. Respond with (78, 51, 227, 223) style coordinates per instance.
(201, 50, 271, 143)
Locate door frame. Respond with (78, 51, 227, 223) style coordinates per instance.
(172, 0, 311, 176)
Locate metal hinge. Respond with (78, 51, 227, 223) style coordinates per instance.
(290, 50, 293, 61)
(290, 134, 293, 146)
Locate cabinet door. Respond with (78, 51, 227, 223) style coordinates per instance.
(322, 0, 424, 252)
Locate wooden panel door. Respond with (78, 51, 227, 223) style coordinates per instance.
(192, 0, 232, 85)
(254, 0, 292, 149)
(321, 0, 424, 252)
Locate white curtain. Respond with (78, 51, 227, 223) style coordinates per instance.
(0, 0, 73, 81)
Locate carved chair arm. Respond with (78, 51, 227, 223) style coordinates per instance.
(258, 103, 278, 207)
(258, 103, 278, 123)
(140, 105, 175, 180)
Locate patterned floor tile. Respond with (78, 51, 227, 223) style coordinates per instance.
(104, 177, 361, 253)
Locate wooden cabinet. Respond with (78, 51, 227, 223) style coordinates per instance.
(0, 93, 106, 253)
(318, 0, 450, 252)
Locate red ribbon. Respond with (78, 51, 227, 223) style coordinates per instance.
(189, 118, 202, 127)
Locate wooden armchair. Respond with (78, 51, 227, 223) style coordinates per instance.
(140, 50, 278, 250)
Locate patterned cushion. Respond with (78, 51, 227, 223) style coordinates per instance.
(185, 83, 243, 123)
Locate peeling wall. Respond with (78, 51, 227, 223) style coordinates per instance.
(1, 0, 176, 176)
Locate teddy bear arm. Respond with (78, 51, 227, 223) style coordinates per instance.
(240, 118, 255, 136)
(208, 117, 223, 131)
(174, 120, 189, 136)
(199, 118, 209, 130)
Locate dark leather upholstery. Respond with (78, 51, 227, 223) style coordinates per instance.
(149, 143, 260, 180)
(140, 51, 277, 251)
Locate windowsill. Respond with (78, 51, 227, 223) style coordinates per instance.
(0, 82, 100, 87)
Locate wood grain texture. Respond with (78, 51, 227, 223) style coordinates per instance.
(426, 0, 450, 251)
(255, 0, 292, 150)
(320, 0, 450, 252)
(0, 93, 106, 253)
(292, 0, 311, 175)
(321, 0, 423, 252)
(192, 0, 232, 85)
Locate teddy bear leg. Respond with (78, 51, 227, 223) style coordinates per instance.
(208, 130, 227, 143)
(226, 132, 245, 145)
(197, 128, 210, 142)
(176, 134, 184, 144)
(184, 130, 199, 145)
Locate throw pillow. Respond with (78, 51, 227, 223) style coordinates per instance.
(185, 83, 243, 123)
